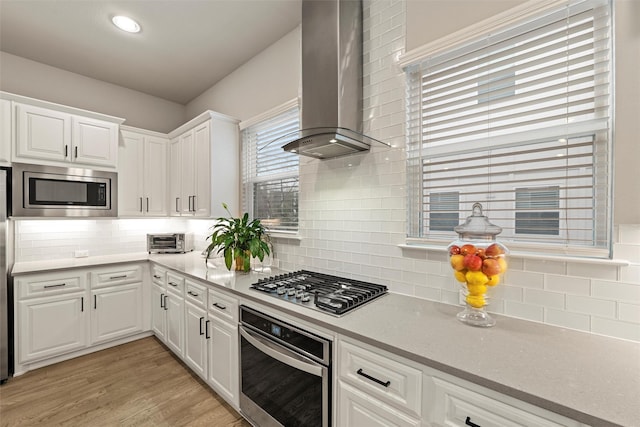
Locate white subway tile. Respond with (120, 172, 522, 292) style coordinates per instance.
(524, 289, 565, 309)
(592, 280, 640, 303)
(504, 301, 544, 322)
(504, 270, 544, 289)
(414, 285, 441, 301)
(566, 295, 617, 318)
(617, 224, 640, 244)
(544, 308, 591, 332)
(566, 262, 618, 280)
(524, 259, 566, 275)
(613, 243, 640, 263)
(618, 303, 640, 323)
(591, 317, 640, 342)
(620, 264, 640, 284)
(545, 275, 590, 295)
(490, 285, 523, 302)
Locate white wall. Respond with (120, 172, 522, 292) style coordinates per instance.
(185, 27, 301, 122)
(0, 51, 186, 133)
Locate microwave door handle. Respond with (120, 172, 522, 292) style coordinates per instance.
(239, 327, 323, 377)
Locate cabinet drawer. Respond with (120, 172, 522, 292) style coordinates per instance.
(339, 340, 422, 418)
(151, 265, 167, 286)
(208, 288, 238, 324)
(16, 271, 87, 299)
(91, 265, 142, 288)
(185, 279, 207, 308)
(166, 272, 185, 295)
(429, 376, 582, 427)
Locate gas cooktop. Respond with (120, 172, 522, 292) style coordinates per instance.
(250, 270, 388, 316)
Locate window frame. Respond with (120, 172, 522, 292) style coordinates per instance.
(400, 0, 613, 258)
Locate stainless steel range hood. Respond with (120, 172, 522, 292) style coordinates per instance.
(275, 0, 389, 160)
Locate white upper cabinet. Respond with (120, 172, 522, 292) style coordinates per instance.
(7, 93, 124, 169)
(118, 127, 168, 216)
(0, 98, 13, 165)
(168, 111, 240, 218)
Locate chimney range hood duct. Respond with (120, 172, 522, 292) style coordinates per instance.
(268, 0, 389, 160)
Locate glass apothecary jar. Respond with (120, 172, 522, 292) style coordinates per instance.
(447, 203, 508, 327)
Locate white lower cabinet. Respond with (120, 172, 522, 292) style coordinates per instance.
(18, 292, 88, 364)
(338, 382, 421, 427)
(14, 264, 148, 374)
(90, 283, 143, 345)
(207, 313, 238, 406)
(336, 337, 585, 427)
(151, 283, 167, 341)
(164, 289, 184, 357)
(184, 279, 208, 380)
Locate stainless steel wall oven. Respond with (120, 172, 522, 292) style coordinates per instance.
(239, 306, 332, 427)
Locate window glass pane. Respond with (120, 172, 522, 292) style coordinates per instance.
(242, 105, 300, 232)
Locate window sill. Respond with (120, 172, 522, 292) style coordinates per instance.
(398, 243, 630, 266)
(268, 232, 302, 241)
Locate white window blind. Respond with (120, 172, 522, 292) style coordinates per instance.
(405, 0, 612, 256)
(241, 104, 300, 232)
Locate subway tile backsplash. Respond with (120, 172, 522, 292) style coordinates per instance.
(12, 0, 640, 343)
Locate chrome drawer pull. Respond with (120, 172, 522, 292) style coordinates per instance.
(212, 302, 226, 310)
(109, 275, 127, 280)
(356, 368, 390, 387)
(44, 283, 66, 289)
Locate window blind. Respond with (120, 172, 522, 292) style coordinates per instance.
(241, 105, 300, 232)
(406, 0, 612, 256)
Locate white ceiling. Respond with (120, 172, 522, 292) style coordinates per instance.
(0, 0, 301, 105)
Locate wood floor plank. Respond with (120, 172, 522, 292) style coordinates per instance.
(0, 337, 251, 427)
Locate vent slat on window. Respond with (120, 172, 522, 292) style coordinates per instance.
(406, 0, 612, 256)
(241, 104, 299, 233)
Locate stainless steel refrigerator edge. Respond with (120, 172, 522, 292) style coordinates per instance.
(1, 167, 12, 383)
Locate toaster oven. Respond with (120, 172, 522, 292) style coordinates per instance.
(147, 233, 194, 253)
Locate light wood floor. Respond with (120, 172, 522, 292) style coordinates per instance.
(0, 337, 252, 426)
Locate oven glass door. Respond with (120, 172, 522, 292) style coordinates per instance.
(150, 235, 179, 250)
(240, 326, 329, 427)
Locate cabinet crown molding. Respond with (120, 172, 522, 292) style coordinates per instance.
(168, 110, 239, 139)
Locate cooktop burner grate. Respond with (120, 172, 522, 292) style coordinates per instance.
(250, 270, 388, 316)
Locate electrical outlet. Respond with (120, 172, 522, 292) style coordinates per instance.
(74, 250, 89, 258)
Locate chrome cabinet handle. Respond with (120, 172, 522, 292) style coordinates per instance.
(44, 283, 66, 289)
(356, 368, 391, 387)
(212, 302, 226, 310)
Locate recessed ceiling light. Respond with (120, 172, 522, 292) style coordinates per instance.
(112, 15, 141, 33)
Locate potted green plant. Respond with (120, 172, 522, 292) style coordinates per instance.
(205, 203, 271, 272)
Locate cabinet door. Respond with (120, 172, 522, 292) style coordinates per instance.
(72, 116, 118, 167)
(338, 382, 420, 427)
(0, 99, 11, 164)
(168, 137, 182, 216)
(207, 317, 239, 407)
(184, 302, 208, 380)
(118, 131, 145, 216)
(165, 291, 184, 357)
(91, 283, 143, 345)
(193, 121, 211, 217)
(18, 293, 87, 363)
(151, 285, 166, 341)
(179, 130, 195, 215)
(144, 136, 168, 215)
(16, 103, 70, 162)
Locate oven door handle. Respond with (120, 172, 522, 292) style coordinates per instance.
(240, 326, 323, 377)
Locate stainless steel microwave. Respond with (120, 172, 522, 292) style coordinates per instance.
(147, 233, 194, 253)
(12, 163, 117, 217)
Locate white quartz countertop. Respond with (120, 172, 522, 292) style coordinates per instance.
(12, 252, 640, 426)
